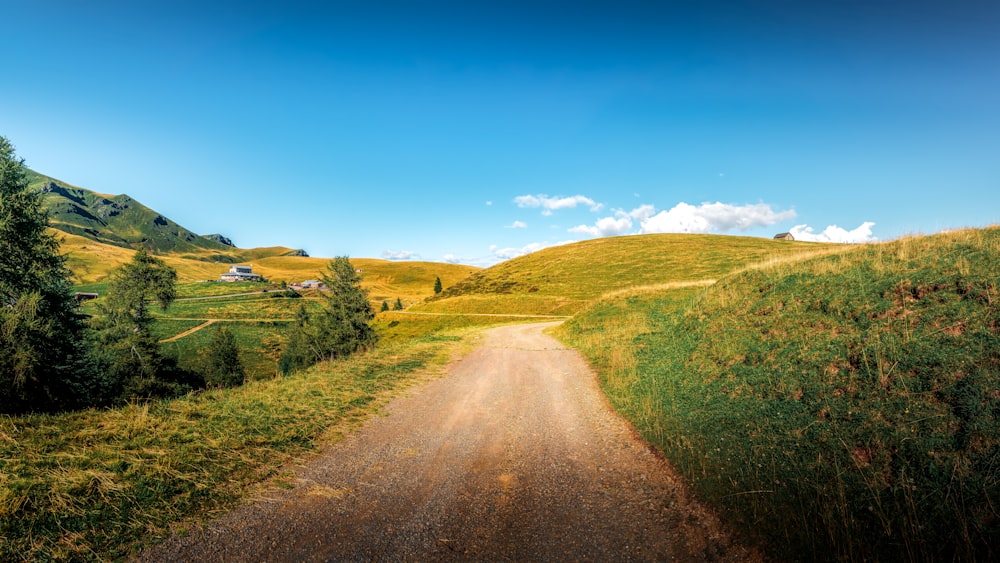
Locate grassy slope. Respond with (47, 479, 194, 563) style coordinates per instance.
(30, 169, 232, 255)
(59, 232, 478, 294)
(557, 227, 1000, 561)
(37, 220, 997, 560)
(250, 255, 478, 307)
(63, 239, 480, 380)
(32, 168, 311, 267)
(420, 233, 838, 315)
(0, 334, 464, 561)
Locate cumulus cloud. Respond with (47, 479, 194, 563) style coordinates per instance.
(442, 253, 461, 264)
(639, 202, 796, 234)
(627, 204, 656, 222)
(789, 222, 877, 243)
(569, 214, 634, 237)
(382, 250, 418, 261)
(514, 194, 603, 214)
(568, 202, 793, 238)
(489, 240, 575, 261)
(506, 220, 528, 229)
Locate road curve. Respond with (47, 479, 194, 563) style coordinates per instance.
(141, 323, 754, 562)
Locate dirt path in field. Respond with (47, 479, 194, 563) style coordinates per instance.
(141, 323, 757, 562)
(158, 319, 216, 343)
(174, 290, 280, 301)
(396, 311, 572, 318)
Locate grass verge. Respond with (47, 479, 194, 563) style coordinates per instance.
(557, 227, 1000, 561)
(0, 332, 466, 561)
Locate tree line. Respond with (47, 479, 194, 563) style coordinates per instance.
(0, 136, 377, 414)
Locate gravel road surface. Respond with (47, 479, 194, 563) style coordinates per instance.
(141, 323, 756, 562)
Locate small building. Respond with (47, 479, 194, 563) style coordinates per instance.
(219, 265, 262, 282)
(290, 279, 326, 290)
(73, 292, 99, 302)
(773, 232, 795, 241)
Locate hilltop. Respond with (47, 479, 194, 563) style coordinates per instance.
(418, 233, 840, 316)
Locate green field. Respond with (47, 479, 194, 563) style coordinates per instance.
(557, 227, 1000, 561)
(422, 233, 840, 315)
(10, 226, 1000, 560)
(0, 333, 463, 560)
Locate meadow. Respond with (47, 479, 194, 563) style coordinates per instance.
(0, 333, 465, 561)
(422, 233, 839, 315)
(556, 227, 1000, 560)
(6, 227, 998, 561)
(69, 250, 479, 382)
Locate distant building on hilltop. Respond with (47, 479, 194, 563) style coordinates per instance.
(773, 232, 795, 241)
(290, 279, 326, 290)
(219, 265, 262, 282)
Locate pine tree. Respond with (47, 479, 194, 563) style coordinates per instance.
(204, 326, 245, 388)
(433, 276, 443, 294)
(279, 303, 313, 375)
(0, 136, 90, 413)
(90, 248, 190, 400)
(381, 300, 389, 312)
(393, 297, 403, 310)
(279, 257, 378, 373)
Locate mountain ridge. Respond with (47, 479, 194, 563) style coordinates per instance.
(28, 168, 307, 261)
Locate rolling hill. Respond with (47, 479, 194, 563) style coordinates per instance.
(34, 167, 480, 298)
(555, 226, 1000, 560)
(417, 233, 842, 315)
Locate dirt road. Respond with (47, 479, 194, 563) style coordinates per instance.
(142, 323, 753, 562)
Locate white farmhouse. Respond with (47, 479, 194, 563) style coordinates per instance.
(219, 265, 262, 282)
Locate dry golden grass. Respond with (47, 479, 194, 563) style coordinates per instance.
(1, 333, 468, 561)
(424, 234, 836, 317)
(58, 231, 480, 304)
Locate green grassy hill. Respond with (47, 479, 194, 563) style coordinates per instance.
(29, 169, 233, 255)
(418, 233, 840, 316)
(29, 159, 1000, 560)
(30, 168, 307, 262)
(557, 226, 1000, 560)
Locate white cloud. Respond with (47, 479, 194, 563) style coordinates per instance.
(442, 253, 461, 264)
(627, 204, 656, 222)
(490, 240, 575, 261)
(486, 201, 493, 206)
(514, 194, 603, 213)
(789, 222, 877, 243)
(639, 202, 796, 234)
(506, 220, 528, 229)
(382, 250, 418, 261)
(570, 215, 633, 237)
(567, 201, 792, 239)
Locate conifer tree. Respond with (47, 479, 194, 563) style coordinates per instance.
(433, 275, 443, 294)
(393, 297, 403, 310)
(90, 248, 191, 399)
(204, 326, 245, 388)
(381, 300, 389, 312)
(280, 257, 378, 372)
(0, 136, 90, 413)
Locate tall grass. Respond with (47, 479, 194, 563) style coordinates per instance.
(0, 334, 464, 561)
(558, 227, 1000, 561)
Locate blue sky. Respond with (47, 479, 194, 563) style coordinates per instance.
(2, 0, 998, 265)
